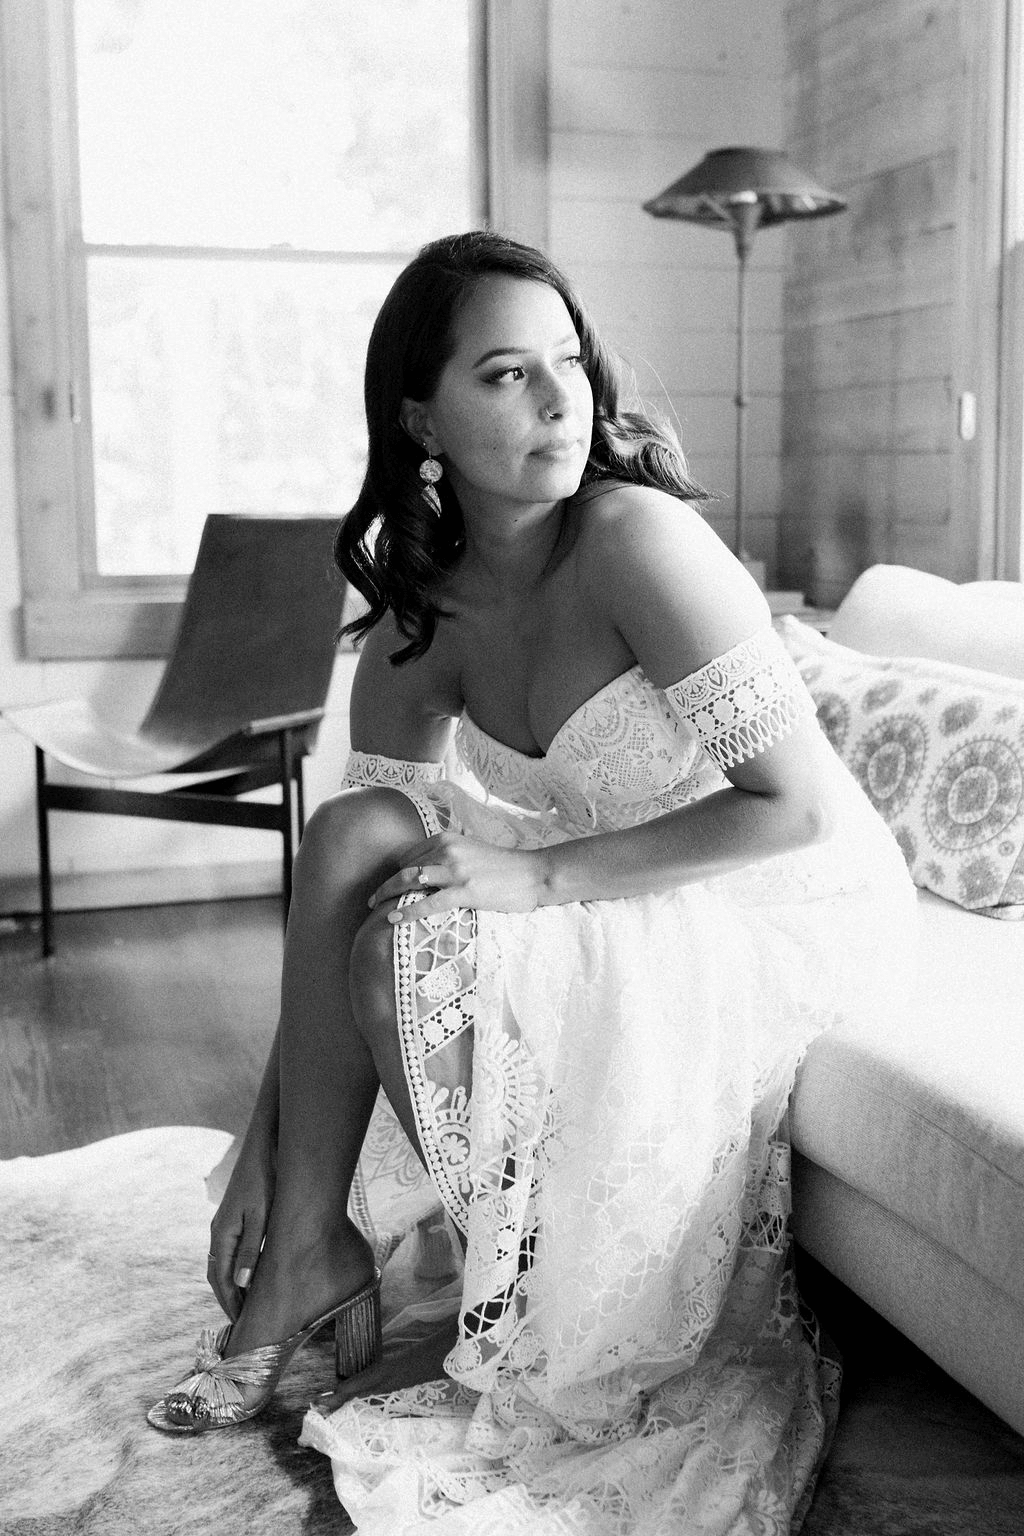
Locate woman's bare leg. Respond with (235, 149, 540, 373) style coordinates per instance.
(310, 904, 465, 1406)
(223, 787, 427, 1357)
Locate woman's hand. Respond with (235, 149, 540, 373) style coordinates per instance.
(369, 832, 546, 924)
(207, 1121, 277, 1321)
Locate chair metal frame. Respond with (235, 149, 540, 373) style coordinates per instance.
(32, 711, 318, 956)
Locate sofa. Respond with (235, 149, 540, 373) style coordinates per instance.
(780, 564, 1024, 1438)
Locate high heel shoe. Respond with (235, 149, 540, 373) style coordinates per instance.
(147, 1268, 381, 1434)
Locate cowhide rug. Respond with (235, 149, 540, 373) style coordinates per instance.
(4, 1129, 1024, 1536)
(0, 1127, 385, 1535)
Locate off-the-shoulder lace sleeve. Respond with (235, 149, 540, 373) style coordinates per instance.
(664, 627, 816, 772)
(342, 750, 445, 791)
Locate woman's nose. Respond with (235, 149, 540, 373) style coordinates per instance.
(539, 371, 571, 419)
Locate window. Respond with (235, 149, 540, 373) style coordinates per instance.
(3, 0, 548, 657)
(76, 0, 483, 580)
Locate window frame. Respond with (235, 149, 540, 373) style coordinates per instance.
(994, 0, 1024, 579)
(2, 0, 549, 659)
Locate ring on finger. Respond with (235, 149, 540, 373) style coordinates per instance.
(415, 865, 431, 886)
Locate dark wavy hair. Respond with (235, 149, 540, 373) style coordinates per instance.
(336, 230, 707, 664)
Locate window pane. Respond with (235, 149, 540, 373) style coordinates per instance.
(74, 0, 475, 250)
(88, 254, 403, 575)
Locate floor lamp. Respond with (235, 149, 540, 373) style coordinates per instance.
(643, 147, 846, 567)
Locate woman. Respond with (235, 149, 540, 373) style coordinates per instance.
(150, 232, 915, 1533)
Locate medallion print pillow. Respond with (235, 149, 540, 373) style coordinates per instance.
(778, 616, 1024, 919)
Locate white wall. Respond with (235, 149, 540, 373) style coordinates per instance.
(0, 0, 788, 913)
(548, 0, 787, 571)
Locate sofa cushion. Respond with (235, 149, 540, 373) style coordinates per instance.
(791, 889, 1024, 1312)
(828, 564, 1024, 680)
(780, 616, 1024, 918)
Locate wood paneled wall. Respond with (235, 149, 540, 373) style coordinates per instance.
(548, 0, 787, 574)
(780, 0, 1003, 603)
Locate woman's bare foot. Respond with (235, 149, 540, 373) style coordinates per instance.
(313, 1313, 460, 1410)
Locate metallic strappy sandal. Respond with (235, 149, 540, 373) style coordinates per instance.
(147, 1268, 381, 1434)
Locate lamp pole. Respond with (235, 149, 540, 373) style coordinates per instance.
(729, 195, 761, 562)
(641, 148, 847, 574)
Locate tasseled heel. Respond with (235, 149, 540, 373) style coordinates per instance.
(334, 1269, 382, 1379)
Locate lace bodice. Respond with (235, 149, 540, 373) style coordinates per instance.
(346, 629, 816, 839)
(456, 665, 716, 834)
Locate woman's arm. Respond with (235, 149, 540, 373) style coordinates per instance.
(207, 1024, 282, 1317)
(532, 489, 837, 904)
(531, 728, 834, 906)
(346, 610, 460, 765)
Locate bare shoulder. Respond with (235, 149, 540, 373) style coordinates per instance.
(573, 483, 771, 685)
(575, 482, 724, 568)
(574, 482, 706, 558)
(349, 611, 461, 760)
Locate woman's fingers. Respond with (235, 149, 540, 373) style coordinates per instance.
(393, 833, 446, 869)
(369, 861, 445, 909)
(207, 1229, 241, 1320)
(386, 895, 455, 925)
(232, 1232, 264, 1293)
(367, 838, 542, 923)
(208, 1215, 264, 1321)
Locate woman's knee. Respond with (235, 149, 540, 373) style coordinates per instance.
(293, 788, 422, 906)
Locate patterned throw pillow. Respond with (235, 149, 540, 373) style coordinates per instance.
(778, 616, 1024, 919)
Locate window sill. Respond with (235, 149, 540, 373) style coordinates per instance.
(22, 591, 187, 660)
(21, 589, 359, 660)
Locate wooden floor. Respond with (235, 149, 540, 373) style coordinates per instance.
(0, 898, 281, 1157)
(3, 897, 1023, 1532)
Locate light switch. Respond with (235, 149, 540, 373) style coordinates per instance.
(958, 391, 977, 441)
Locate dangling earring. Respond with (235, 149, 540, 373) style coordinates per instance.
(419, 449, 443, 517)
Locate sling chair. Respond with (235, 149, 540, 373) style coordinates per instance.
(3, 513, 344, 956)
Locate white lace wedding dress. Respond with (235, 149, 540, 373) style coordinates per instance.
(300, 629, 916, 1535)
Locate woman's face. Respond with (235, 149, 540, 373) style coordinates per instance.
(405, 275, 594, 521)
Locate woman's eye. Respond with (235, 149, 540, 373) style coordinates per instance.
(486, 354, 582, 384)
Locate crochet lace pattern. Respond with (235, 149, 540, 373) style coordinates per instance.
(342, 750, 445, 789)
(300, 626, 915, 1532)
(665, 628, 817, 772)
(342, 750, 445, 828)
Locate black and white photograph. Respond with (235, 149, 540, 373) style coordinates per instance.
(1, 3, 1023, 1533)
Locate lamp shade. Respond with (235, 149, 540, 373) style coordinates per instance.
(641, 148, 847, 565)
(643, 147, 846, 229)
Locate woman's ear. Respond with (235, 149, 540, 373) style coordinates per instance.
(399, 398, 438, 454)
